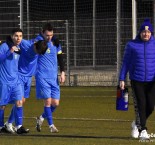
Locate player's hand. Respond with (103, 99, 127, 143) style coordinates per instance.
(10, 46, 19, 53)
(60, 71, 65, 84)
(120, 81, 125, 90)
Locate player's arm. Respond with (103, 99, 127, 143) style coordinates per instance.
(52, 36, 65, 71)
(52, 36, 65, 83)
(57, 52, 65, 83)
(0, 47, 9, 61)
(0, 38, 17, 62)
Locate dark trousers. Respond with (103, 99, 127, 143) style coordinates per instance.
(131, 80, 155, 131)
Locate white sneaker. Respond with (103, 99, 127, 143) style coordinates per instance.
(36, 116, 44, 132)
(4, 122, 15, 134)
(139, 130, 150, 140)
(131, 121, 139, 138)
(50, 124, 59, 133)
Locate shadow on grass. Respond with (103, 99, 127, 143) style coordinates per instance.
(0, 133, 134, 140)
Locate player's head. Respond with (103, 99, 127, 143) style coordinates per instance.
(139, 18, 153, 41)
(34, 40, 48, 55)
(42, 23, 54, 42)
(11, 28, 23, 45)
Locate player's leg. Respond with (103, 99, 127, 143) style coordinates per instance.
(51, 98, 59, 112)
(0, 84, 10, 133)
(14, 100, 23, 130)
(131, 86, 139, 139)
(0, 106, 8, 133)
(5, 76, 26, 133)
(49, 98, 59, 133)
(35, 77, 59, 133)
(36, 99, 53, 132)
(42, 98, 59, 133)
(36, 99, 59, 132)
(0, 106, 5, 128)
(48, 80, 60, 133)
(35, 77, 48, 132)
(12, 83, 29, 134)
(145, 81, 155, 119)
(131, 81, 150, 140)
(20, 76, 32, 132)
(9, 76, 31, 133)
(42, 78, 60, 115)
(6, 75, 25, 126)
(5, 105, 16, 133)
(43, 98, 54, 130)
(40, 99, 58, 119)
(7, 105, 15, 123)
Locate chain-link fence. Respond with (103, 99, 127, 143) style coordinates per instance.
(0, 0, 154, 86)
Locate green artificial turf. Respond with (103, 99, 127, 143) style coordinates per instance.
(1, 87, 155, 145)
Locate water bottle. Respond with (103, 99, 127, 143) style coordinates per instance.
(124, 89, 128, 109)
(116, 85, 129, 111)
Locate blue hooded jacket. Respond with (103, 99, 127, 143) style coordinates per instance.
(119, 34, 155, 82)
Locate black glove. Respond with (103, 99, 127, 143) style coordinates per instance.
(52, 37, 60, 48)
(35, 40, 48, 55)
(14, 47, 21, 54)
(6, 36, 21, 54)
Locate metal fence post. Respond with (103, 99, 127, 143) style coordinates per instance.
(65, 20, 70, 86)
(132, 0, 137, 39)
(116, 0, 121, 85)
(93, 0, 96, 68)
(19, 0, 23, 29)
(27, 0, 30, 39)
(74, 0, 77, 67)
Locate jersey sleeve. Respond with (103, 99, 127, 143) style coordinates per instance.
(0, 43, 12, 62)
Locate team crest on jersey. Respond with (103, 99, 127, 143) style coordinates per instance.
(47, 48, 50, 53)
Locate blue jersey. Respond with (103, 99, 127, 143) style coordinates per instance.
(36, 42, 58, 79)
(18, 39, 38, 77)
(0, 43, 20, 84)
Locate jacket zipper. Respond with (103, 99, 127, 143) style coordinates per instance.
(144, 42, 146, 81)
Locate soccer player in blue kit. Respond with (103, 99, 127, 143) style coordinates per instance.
(0, 28, 29, 134)
(34, 23, 65, 133)
(4, 39, 48, 133)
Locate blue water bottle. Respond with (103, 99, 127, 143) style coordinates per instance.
(116, 85, 128, 111)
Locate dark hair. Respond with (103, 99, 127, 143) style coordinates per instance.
(35, 40, 48, 55)
(42, 23, 54, 33)
(11, 28, 23, 35)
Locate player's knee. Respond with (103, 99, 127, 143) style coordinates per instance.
(51, 99, 59, 107)
(16, 100, 23, 107)
(44, 98, 52, 107)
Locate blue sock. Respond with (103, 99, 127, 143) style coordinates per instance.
(44, 106, 52, 126)
(51, 105, 56, 113)
(42, 112, 46, 118)
(8, 105, 15, 123)
(0, 109, 4, 127)
(14, 106, 23, 126)
(41, 105, 56, 119)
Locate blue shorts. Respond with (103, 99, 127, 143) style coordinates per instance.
(0, 82, 23, 106)
(35, 77, 60, 100)
(19, 75, 32, 98)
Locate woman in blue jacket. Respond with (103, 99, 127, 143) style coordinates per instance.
(119, 19, 155, 140)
